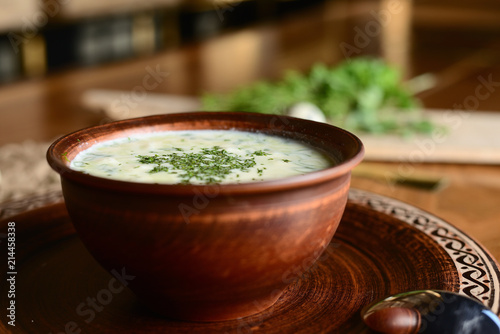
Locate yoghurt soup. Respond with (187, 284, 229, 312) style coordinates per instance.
(70, 130, 334, 185)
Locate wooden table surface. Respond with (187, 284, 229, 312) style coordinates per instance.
(0, 0, 499, 263)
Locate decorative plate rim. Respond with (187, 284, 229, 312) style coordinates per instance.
(1, 188, 499, 314)
(348, 188, 500, 314)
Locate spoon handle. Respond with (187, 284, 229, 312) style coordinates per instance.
(361, 290, 500, 334)
(363, 306, 420, 334)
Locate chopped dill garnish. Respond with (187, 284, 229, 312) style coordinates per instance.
(137, 146, 266, 184)
(150, 166, 169, 173)
(253, 150, 270, 156)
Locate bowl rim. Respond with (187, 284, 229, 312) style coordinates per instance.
(47, 112, 364, 195)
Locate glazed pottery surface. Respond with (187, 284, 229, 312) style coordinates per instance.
(47, 112, 364, 321)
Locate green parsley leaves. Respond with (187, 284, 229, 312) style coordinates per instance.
(137, 146, 266, 184)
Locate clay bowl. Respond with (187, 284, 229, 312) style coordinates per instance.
(47, 111, 364, 322)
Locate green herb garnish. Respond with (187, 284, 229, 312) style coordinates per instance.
(137, 146, 264, 184)
(253, 150, 270, 156)
(150, 165, 169, 173)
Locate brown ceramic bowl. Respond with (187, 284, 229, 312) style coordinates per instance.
(47, 112, 364, 322)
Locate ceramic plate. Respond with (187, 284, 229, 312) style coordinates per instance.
(0, 189, 498, 333)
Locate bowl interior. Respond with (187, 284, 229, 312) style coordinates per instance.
(47, 112, 364, 194)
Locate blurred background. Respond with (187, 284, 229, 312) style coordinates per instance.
(0, 0, 330, 84)
(0, 0, 499, 104)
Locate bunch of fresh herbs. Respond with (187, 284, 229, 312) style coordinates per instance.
(202, 58, 434, 136)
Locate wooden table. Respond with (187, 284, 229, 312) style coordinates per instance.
(0, 0, 499, 264)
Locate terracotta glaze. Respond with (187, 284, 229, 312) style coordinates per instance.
(47, 112, 364, 321)
(2, 190, 500, 332)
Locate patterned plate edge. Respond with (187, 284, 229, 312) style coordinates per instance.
(348, 188, 500, 314)
(2, 189, 499, 314)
